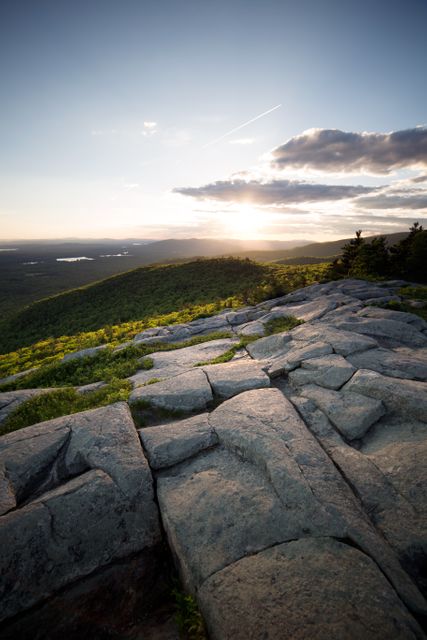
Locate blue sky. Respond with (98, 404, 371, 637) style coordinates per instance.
(1, 0, 426, 240)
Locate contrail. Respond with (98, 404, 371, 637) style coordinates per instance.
(203, 103, 282, 148)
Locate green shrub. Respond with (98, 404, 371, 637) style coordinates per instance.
(263, 315, 303, 335)
(0, 379, 132, 435)
(0, 332, 233, 391)
(0, 346, 153, 391)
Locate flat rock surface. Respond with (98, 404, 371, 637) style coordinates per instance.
(343, 369, 427, 422)
(199, 537, 424, 640)
(129, 338, 238, 387)
(203, 359, 270, 398)
(347, 348, 427, 380)
(2, 278, 427, 637)
(139, 414, 217, 469)
(129, 368, 213, 413)
(288, 353, 356, 389)
(331, 317, 427, 348)
(299, 384, 385, 440)
(267, 341, 333, 376)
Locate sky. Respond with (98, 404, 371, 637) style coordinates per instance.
(0, 0, 426, 242)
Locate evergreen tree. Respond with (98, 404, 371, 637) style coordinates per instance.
(341, 230, 364, 274)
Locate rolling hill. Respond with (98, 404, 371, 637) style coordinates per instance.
(0, 257, 330, 356)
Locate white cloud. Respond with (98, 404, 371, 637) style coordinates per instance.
(142, 121, 158, 137)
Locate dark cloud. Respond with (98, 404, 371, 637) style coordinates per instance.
(174, 179, 375, 205)
(411, 174, 427, 183)
(355, 189, 427, 210)
(270, 127, 427, 174)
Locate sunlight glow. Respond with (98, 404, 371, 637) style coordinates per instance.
(225, 206, 264, 239)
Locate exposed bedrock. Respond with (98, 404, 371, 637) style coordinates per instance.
(1, 278, 427, 639)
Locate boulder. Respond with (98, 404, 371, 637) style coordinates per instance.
(294, 396, 427, 593)
(343, 369, 427, 422)
(129, 369, 213, 413)
(290, 323, 378, 355)
(299, 384, 385, 439)
(266, 296, 338, 322)
(139, 414, 218, 469)
(203, 360, 270, 398)
(288, 354, 356, 390)
(60, 344, 108, 363)
(348, 348, 427, 381)
(267, 341, 333, 376)
(246, 332, 292, 360)
(357, 306, 427, 331)
(129, 338, 238, 387)
(235, 320, 265, 336)
(331, 317, 427, 348)
(0, 403, 160, 623)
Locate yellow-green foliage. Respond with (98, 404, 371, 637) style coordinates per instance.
(0, 380, 132, 436)
(0, 332, 232, 389)
(398, 285, 427, 300)
(0, 259, 330, 378)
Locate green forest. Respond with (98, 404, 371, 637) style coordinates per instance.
(0, 258, 329, 357)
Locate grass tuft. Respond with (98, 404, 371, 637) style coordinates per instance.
(172, 587, 207, 640)
(263, 315, 303, 336)
(0, 379, 132, 435)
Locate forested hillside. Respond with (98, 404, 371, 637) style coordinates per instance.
(0, 258, 330, 356)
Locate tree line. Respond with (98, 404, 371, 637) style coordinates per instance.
(328, 223, 426, 282)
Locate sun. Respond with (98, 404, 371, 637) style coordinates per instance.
(225, 205, 263, 239)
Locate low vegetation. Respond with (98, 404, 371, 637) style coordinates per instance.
(195, 335, 259, 366)
(0, 259, 329, 377)
(130, 399, 187, 429)
(0, 379, 132, 436)
(263, 316, 303, 335)
(172, 587, 207, 640)
(0, 331, 233, 391)
(399, 285, 427, 300)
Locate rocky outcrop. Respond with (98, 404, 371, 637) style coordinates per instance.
(0, 403, 160, 624)
(1, 278, 427, 639)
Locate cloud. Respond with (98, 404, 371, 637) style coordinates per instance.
(142, 121, 158, 137)
(355, 188, 427, 210)
(174, 178, 375, 205)
(270, 126, 427, 174)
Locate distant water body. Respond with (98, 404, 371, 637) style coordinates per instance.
(56, 256, 94, 262)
